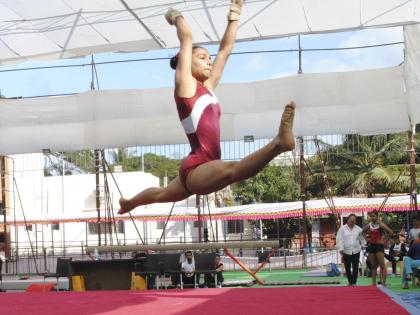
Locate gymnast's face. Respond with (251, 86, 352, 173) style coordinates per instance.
(191, 47, 212, 82)
(369, 213, 378, 223)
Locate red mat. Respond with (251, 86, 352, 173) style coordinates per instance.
(0, 286, 408, 315)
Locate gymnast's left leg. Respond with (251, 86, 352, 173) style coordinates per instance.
(184, 102, 295, 195)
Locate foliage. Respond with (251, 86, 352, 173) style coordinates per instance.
(306, 134, 416, 198)
(232, 164, 300, 204)
(44, 149, 182, 186)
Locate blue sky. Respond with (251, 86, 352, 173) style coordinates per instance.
(0, 27, 404, 98)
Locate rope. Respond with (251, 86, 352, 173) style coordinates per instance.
(13, 178, 40, 274)
(377, 164, 408, 212)
(303, 158, 340, 229)
(100, 152, 121, 257)
(157, 202, 176, 244)
(313, 137, 340, 228)
(205, 195, 216, 242)
(101, 156, 145, 245)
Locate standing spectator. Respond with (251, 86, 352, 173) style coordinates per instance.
(409, 217, 420, 243)
(362, 210, 394, 286)
(336, 214, 365, 286)
(402, 232, 420, 289)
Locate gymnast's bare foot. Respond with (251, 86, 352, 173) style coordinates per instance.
(118, 197, 133, 214)
(275, 101, 296, 152)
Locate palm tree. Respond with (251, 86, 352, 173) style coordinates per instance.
(310, 134, 414, 198)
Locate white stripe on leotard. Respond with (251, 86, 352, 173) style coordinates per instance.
(181, 91, 218, 134)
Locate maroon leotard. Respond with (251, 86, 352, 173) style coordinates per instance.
(175, 82, 221, 191)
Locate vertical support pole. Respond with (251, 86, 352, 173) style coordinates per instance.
(34, 224, 38, 258)
(61, 158, 65, 254)
(298, 35, 303, 74)
(85, 222, 88, 248)
(95, 149, 101, 246)
(408, 126, 418, 220)
(299, 137, 307, 267)
(1, 156, 9, 272)
(196, 195, 202, 243)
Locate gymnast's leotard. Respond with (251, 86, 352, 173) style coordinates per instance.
(175, 81, 221, 191)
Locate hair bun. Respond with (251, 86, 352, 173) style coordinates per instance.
(170, 53, 179, 69)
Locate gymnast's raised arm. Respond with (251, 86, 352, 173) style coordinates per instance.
(166, 9, 196, 98)
(205, 0, 244, 91)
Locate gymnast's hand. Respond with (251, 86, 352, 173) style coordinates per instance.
(232, 0, 244, 6)
(228, 0, 244, 21)
(165, 8, 183, 25)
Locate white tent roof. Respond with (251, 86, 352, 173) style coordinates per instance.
(0, 2, 419, 154)
(0, 0, 419, 64)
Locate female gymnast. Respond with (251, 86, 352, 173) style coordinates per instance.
(119, 0, 296, 214)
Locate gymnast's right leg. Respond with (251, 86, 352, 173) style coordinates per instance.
(118, 176, 191, 214)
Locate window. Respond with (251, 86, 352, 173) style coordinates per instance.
(227, 220, 244, 234)
(52, 223, 60, 230)
(193, 221, 203, 228)
(25, 224, 33, 231)
(88, 222, 99, 235)
(156, 221, 165, 229)
(88, 222, 125, 235)
(116, 221, 125, 234)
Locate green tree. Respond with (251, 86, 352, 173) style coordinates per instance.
(308, 134, 413, 198)
(232, 164, 301, 241)
(232, 164, 299, 204)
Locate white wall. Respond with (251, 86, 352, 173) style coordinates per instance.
(6, 154, 256, 254)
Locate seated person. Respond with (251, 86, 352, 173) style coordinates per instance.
(385, 231, 408, 276)
(180, 250, 197, 286)
(402, 232, 420, 289)
(204, 254, 224, 288)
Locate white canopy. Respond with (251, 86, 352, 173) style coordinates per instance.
(0, 2, 420, 155)
(0, 0, 419, 64)
(0, 66, 410, 155)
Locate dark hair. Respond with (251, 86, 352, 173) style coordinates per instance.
(370, 210, 379, 216)
(347, 213, 356, 219)
(185, 250, 192, 255)
(169, 46, 206, 70)
(215, 253, 221, 258)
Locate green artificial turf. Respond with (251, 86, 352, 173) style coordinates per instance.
(223, 268, 420, 293)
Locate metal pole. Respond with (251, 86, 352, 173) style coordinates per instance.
(408, 126, 418, 219)
(298, 35, 303, 74)
(34, 224, 38, 258)
(63, 222, 66, 256)
(196, 195, 202, 243)
(299, 137, 308, 267)
(51, 222, 54, 256)
(95, 150, 101, 246)
(224, 249, 264, 285)
(1, 156, 8, 272)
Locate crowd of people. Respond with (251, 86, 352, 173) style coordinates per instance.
(336, 212, 420, 289)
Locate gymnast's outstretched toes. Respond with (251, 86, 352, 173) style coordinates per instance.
(275, 101, 296, 152)
(118, 197, 133, 214)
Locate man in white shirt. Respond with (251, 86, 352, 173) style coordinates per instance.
(180, 250, 196, 286)
(336, 214, 365, 285)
